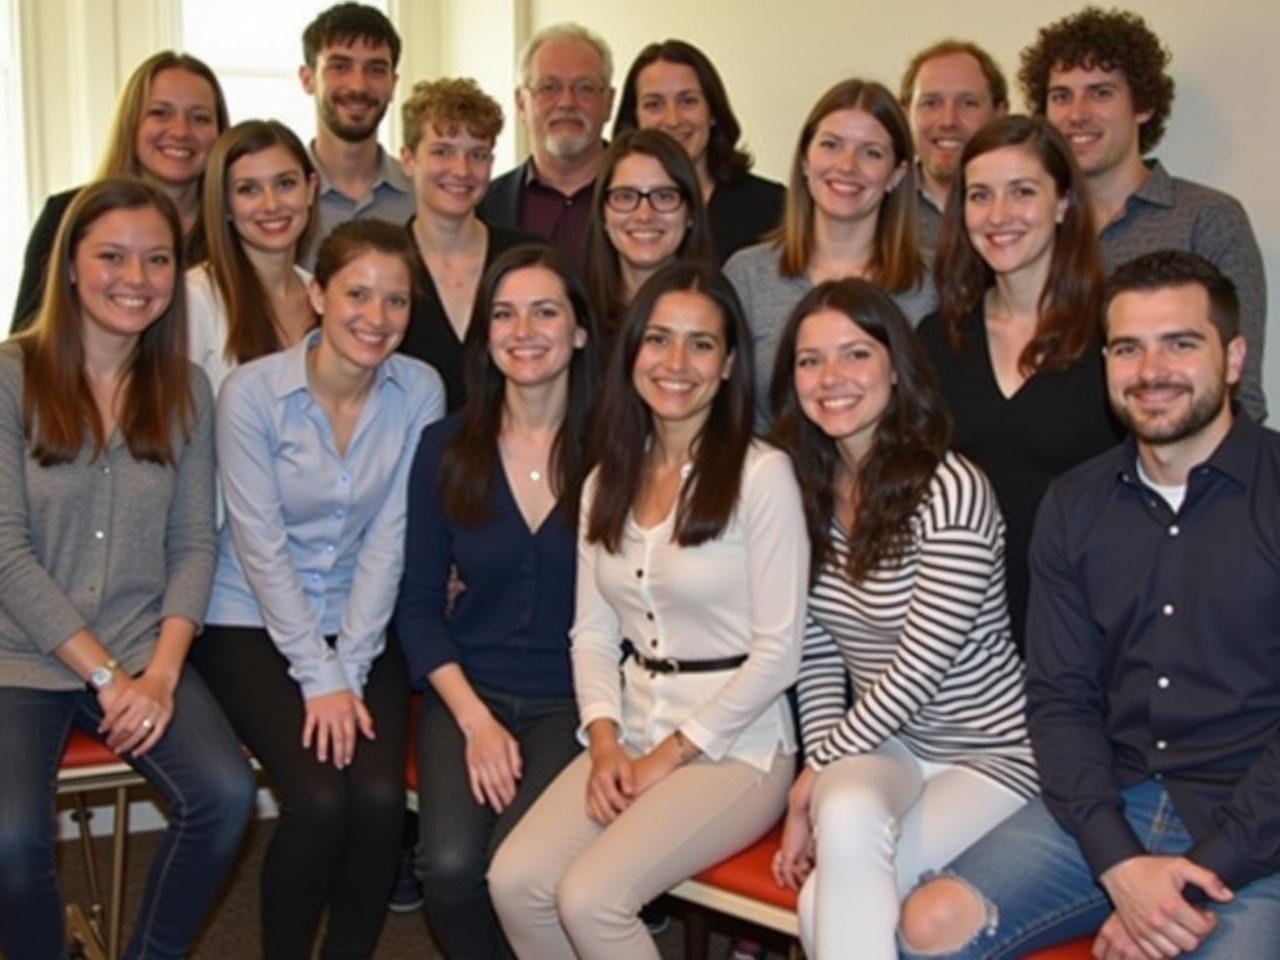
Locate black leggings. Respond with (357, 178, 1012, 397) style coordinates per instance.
(191, 625, 408, 960)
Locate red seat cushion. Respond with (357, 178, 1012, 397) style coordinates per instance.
(60, 730, 119, 769)
(1025, 936, 1094, 959)
(690, 824, 797, 911)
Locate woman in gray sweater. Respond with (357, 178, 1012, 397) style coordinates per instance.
(0, 178, 253, 960)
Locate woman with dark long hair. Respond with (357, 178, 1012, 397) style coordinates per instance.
(583, 129, 714, 343)
(917, 115, 1122, 651)
(395, 244, 598, 958)
(767, 278, 1034, 959)
(188, 119, 319, 394)
(614, 39, 784, 263)
(726, 78, 936, 428)
(190, 220, 445, 959)
(489, 260, 807, 958)
(0, 178, 253, 959)
(12, 52, 230, 330)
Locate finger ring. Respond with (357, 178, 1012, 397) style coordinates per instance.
(141, 717, 154, 730)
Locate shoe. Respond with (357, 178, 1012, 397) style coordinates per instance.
(727, 937, 767, 960)
(640, 902, 670, 935)
(388, 847, 424, 913)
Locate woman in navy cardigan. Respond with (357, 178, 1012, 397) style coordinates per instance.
(395, 243, 600, 959)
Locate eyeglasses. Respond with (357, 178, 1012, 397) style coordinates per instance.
(526, 79, 606, 102)
(603, 186, 685, 213)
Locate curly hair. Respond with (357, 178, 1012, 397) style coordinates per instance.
(401, 77, 504, 151)
(1019, 7, 1173, 154)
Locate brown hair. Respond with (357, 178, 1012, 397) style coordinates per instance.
(439, 244, 600, 527)
(613, 39, 754, 182)
(1018, 6, 1174, 154)
(1104, 250, 1239, 345)
(401, 77, 504, 152)
(774, 79, 923, 293)
(899, 39, 1009, 110)
(312, 218, 417, 290)
(202, 120, 318, 365)
(302, 2, 402, 69)
(769, 279, 949, 582)
(583, 129, 714, 336)
(19, 178, 194, 466)
(587, 260, 754, 552)
(933, 115, 1102, 374)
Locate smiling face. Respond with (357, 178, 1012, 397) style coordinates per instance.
(632, 288, 732, 430)
(488, 265, 587, 388)
(302, 38, 397, 143)
(308, 250, 411, 371)
(634, 60, 712, 178)
(134, 68, 220, 188)
(1045, 63, 1150, 181)
(909, 52, 1003, 193)
(1105, 284, 1243, 448)
(401, 124, 494, 221)
(803, 107, 907, 226)
(518, 38, 614, 163)
(603, 152, 689, 277)
(72, 205, 177, 347)
(227, 144, 316, 256)
(793, 307, 893, 461)
(962, 143, 1067, 281)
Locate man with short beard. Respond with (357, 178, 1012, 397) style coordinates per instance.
(299, 2, 413, 267)
(898, 251, 1280, 959)
(479, 23, 615, 268)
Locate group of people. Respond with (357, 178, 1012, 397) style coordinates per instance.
(1, 4, 1275, 960)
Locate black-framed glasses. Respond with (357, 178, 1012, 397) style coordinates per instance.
(603, 186, 685, 213)
(526, 78, 606, 102)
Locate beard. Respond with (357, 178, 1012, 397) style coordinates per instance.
(538, 109, 595, 160)
(321, 92, 390, 143)
(1112, 376, 1229, 445)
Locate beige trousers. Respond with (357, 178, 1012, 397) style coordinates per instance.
(489, 747, 792, 959)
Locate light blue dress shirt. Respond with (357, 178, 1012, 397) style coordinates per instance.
(206, 331, 444, 699)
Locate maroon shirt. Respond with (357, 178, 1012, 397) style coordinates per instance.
(519, 162, 595, 267)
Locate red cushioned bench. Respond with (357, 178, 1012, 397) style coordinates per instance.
(667, 823, 1095, 959)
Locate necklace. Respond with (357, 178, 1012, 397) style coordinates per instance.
(528, 468, 542, 482)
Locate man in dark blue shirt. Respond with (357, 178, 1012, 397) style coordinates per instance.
(898, 250, 1280, 959)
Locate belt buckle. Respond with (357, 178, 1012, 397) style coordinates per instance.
(660, 657, 680, 675)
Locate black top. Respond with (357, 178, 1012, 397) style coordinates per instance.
(12, 187, 209, 334)
(395, 414, 577, 699)
(707, 172, 785, 265)
(398, 218, 541, 413)
(917, 309, 1122, 651)
(1026, 415, 1280, 890)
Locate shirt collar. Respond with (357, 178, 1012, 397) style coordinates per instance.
(271, 328, 401, 401)
(1128, 159, 1174, 210)
(522, 154, 601, 198)
(1115, 408, 1260, 490)
(308, 142, 412, 197)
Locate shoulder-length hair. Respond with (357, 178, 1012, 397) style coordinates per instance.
(769, 279, 949, 582)
(438, 244, 601, 527)
(613, 39, 754, 183)
(774, 78, 923, 293)
(587, 259, 754, 552)
(202, 120, 318, 366)
(933, 114, 1102, 373)
(312, 218, 417, 290)
(96, 51, 230, 265)
(583, 129, 714, 336)
(19, 178, 194, 466)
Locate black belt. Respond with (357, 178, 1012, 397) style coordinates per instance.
(621, 638, 747, 675)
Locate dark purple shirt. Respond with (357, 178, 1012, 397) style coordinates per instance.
(519, 161, 595, 267)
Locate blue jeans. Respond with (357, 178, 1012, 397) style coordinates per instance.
(0, 667, 254, 960)
(900, 779, 1280, 959)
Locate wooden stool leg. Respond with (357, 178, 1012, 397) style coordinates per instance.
(682, 904, 711, 960)
(107, 787, 128, 960)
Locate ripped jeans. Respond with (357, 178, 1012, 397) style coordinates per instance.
(899, 779, 1280, 959)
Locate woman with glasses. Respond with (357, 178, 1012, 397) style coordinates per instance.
(399, 78, 540, 412)
(725, 79, 936, 429)
(614, 39, 785, 264)
(489, 260, 807, 959)
(583, 129, 714, 347)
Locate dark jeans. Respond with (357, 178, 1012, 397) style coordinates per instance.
(191, 626, 409, 960)
(417, 685, 579, 960)
(0, 668, 254, 960)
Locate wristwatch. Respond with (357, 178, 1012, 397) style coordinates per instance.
(87, 658, 120, 691)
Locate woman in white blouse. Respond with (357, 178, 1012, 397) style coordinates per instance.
(489, 260, 808, 958)
(186, 120, 318, 395)
(766, 278, 1035, 959)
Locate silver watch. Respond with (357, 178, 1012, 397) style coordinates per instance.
(88, 658, 119, 691)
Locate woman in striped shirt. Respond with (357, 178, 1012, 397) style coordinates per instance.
(767, 278, 1036, 959)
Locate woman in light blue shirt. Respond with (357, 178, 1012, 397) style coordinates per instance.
(190, 219, 445, 959)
